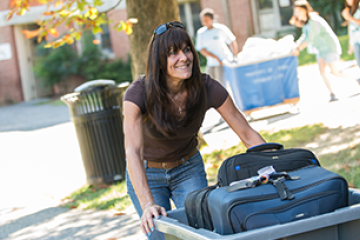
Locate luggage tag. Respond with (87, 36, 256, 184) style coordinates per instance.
(226, 166, 276, 192)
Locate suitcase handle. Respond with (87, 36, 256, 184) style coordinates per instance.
(246, 143, 284, 153)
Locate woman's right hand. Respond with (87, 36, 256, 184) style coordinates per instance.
(141, 202, 167, 236)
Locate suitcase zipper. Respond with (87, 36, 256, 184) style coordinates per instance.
(242, 191, 340, 231)
(226, 175, 347, 233)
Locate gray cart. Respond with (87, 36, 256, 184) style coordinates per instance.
(154, 188, 360, 240)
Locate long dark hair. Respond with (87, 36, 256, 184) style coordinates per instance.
(345, 0, 360, 15)
(144, 25, 207, 137)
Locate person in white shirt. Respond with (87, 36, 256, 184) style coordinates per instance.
(196, 8, 238, 86)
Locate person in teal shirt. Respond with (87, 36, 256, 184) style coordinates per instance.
(290, 0, 355, 102)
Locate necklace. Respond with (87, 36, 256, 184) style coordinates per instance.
(170, 96, 182, 114)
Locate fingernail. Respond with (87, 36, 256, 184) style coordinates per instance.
(156, 216, 160, 219)
(151, 227, 155, 232)
(148, 232, 152, 236)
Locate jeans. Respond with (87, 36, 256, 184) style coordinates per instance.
(126, 151, 208, 240)
(354, 43, 360, 68)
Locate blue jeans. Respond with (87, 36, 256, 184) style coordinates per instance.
(126, 151, 208, 240)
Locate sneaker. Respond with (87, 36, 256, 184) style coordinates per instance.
(330, 93, 338, 102)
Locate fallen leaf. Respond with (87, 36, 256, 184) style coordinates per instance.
(69, 205, 78, 209)
(105, 238, 118, 240)
(12, 207, 19, 212)
(113, 212, 126, 217)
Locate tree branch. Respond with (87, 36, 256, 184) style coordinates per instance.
(103, 0, 123, 13)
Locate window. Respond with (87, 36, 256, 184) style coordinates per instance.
(279, 0, 294, 26)
(259, 0, 273, 10)
(179, 1, 202, 38)
(94, 21, 114, 57)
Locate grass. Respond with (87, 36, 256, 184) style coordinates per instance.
(34, 98, 66, 106)
(298, 34, 355, 66)
(62, 123, 360, 212)
(61, 181, 131, 211)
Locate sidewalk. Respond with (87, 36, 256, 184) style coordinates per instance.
(0, 62, 359, 240)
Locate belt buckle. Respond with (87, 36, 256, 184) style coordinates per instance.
(162, 162, 167, 169)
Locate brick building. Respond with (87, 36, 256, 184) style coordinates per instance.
(0, 0, 295, 105)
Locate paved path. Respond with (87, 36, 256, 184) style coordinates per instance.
(0, 100, 145, 240)
(0, 62, 360, 240)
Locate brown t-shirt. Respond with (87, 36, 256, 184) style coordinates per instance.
(124, 73, 228, 162)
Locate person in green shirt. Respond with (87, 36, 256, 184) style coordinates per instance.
(290, 0, 353, 102)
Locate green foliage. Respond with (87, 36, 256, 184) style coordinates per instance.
(76, 31, 133, 83)
(34, 34, 133, 87)
(307, 0, 347, 35)
(34, 43, 78, 87)
(197, 51, 207, 68)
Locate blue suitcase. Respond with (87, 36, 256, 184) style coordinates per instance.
(208, 166, 348, 235)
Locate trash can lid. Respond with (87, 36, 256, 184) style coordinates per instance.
(74, 79, 116, 92)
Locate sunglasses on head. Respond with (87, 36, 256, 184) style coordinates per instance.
(152, 21, 187, 41)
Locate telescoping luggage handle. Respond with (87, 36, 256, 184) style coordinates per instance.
(246, 142, 284, 153)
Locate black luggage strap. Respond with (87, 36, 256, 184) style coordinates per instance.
(269, 172, 299, 200)
(270, 179, 294, 200)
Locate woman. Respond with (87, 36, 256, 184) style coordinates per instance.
(342, 0, 360, 68)
(290, 0, 346, 102)
(123, 21, 265, 239)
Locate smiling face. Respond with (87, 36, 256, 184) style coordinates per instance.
(166, 43, 193, 82)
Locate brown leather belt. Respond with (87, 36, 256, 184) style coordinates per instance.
(145, 148, 198, 169)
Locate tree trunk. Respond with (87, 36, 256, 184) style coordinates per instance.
(126, 0, 180, 81)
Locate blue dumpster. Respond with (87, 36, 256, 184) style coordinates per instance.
(222, 55, 299, 112)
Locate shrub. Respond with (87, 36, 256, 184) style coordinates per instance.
(34, 43, 78, 87)
(34, 34, 132, 87)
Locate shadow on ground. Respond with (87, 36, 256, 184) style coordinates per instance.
(0, 206, 142, 240)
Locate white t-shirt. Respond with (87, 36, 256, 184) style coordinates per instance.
(195, 23, 236, 67)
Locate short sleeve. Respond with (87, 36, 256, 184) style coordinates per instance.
(123, 77, 146, 114)
(204, 74, 229, 109)
(221, 25, 236, 45)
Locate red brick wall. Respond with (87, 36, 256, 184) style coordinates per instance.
(0, 0, 10, 11)
(0, 26, 23, 104)
(199, 0, 253, 51)
(107, 9, 130, 60)
(227, 0, 253, 50)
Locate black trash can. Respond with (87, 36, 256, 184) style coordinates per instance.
(61, 80, 129, 185)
